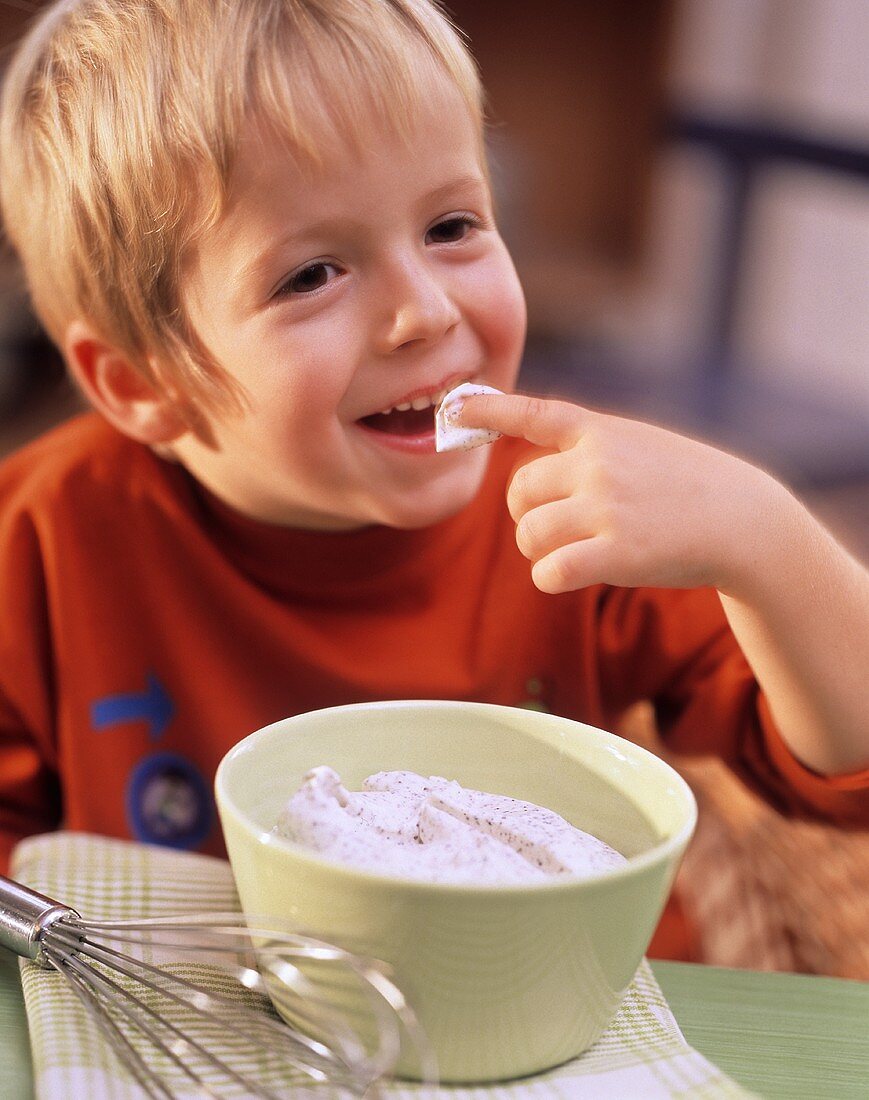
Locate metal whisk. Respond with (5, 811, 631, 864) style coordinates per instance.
(0, 873, 434, 1097)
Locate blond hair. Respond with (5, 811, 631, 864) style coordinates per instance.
(0, 0, 484, 419)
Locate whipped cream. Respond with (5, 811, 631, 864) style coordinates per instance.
(274, 767, 626, 884)
(435, 383, 504, 452)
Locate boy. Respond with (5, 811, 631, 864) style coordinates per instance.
(0, 0, 866, 963)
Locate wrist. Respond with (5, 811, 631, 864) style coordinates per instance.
(715, 473, 813, 604)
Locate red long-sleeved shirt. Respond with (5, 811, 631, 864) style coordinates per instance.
(1, 413, 866, 958)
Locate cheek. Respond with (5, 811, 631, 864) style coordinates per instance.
(233, 367, 340, 461)
(254, 334, 350, 419)
(477, 263, 527, 363)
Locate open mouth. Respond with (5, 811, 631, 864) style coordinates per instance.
(358, 379, 472, 438)
(359, 405, 437, 436)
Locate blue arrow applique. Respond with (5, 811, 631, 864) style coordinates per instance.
(91, 673, 175, 741)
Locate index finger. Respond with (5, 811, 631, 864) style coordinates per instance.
(456, 392, 586, 451)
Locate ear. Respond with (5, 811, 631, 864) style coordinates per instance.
(64, 320, 188, 444)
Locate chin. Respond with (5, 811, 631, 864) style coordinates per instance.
(371, 450, 491, 529)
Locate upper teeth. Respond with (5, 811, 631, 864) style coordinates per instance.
(379, 379, 473, 417)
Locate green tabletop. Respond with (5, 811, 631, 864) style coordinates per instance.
(653, 961, 868, 1098)
(1, 950, 866, 1098)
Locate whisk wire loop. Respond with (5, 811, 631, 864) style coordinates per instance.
(50, 923, 349, 1080)
(62, 955, 184, 1100)
(48, 921, 371, 1095)
(52, 935, 304, 1099)
(64, 914, 430, 1082)
(0, 874, 437, 1098)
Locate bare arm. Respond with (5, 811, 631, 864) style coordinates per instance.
(459, 392, 869, 776)
(718, 491, 869, 774)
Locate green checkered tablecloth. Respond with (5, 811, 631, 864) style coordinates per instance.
(10, 833, 755, 1098)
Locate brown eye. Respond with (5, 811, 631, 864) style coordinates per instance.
(278, 260, 343, 298)
(426, 216, 476, 245)
(286, 263, 332, 294)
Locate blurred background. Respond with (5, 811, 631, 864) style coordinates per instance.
(0, 0, 866, 975)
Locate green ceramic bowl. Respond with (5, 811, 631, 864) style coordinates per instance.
(215, 700, 696, 1083)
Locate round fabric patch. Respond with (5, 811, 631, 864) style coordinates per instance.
(126, 751, 212, 849)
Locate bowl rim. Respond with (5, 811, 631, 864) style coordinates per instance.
(215, 699, 698, 895)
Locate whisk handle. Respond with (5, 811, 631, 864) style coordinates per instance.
(0, 874, 80, 966)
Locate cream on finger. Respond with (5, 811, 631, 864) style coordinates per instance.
(435, 382, 505, 452)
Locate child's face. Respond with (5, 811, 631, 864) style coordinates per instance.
(174, 76, 526, 531)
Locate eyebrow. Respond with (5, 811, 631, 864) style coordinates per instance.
(236, 173, 489, 291)
(420, 173, 489, 207)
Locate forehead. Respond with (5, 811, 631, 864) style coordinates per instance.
(228, 72, 487, 218)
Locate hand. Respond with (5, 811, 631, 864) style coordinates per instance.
(459, 392, 790, 595)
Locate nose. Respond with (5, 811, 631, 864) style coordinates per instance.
(376, 257, 461, 354)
